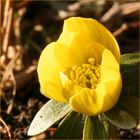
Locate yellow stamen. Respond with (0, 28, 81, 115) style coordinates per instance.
(69, 57, 101, 89)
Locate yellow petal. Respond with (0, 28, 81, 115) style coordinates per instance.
(69, 80, 121, 116)
(95, 80, 122, 114)
(59, 72, 82, 101)
(69, 49, 122, 116)
(37, 42, 66, 102)
(69, 84, 119, 116)
(69, 88, 100, 116)
(85, 42, 105, 64)
(58, 30, 91, 48)
(101, 49, 120, 83)
(57, 34, 106, 67)
(62, 17, 120, 62)
(100, 49, 122, 106)
(56, 32, 92, 67)
(94, 49, 122, 113)
(55, 41, 84, 68)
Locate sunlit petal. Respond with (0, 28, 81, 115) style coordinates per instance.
(62, 17, 120, 62)
(101, 49, 120, 83)
(55, 41, 106, 67)
(69, 88, 99, 116)
(37, 43, 66, 102)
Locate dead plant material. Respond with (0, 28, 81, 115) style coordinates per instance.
(14, 8, 26, 46)
(1, 52, 19, 89)
(113, 21, 139, 38)
(2, 0, 13, 56)
(100, 2, 140, 23)
(113, 23, 128, 37)
(121, 2, 140, 16)
(1, 52, 19, 114)
(0, 117, 11, 140)
(2, 0, 10, 30)
(100, 2, 120, 23)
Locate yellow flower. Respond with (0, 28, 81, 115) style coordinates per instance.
(37, 17, 122, 116)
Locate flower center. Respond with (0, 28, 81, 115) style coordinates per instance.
(69, 58, 101, 89)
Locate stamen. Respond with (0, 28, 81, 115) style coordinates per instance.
(69, 57, 101, 89)
(88, 58, 95, 65)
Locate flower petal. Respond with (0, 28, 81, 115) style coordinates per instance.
(94, 49, 122, 113)
(101, 49, 121, 83)
(56, 34, 106, 67)
(57, 30, 91, 48)
(61, 17, 120, 62)
(85, 42, 105, 64)
(56, 32, 93, 67)
(69, 88, 100, 116)
(37, 42, 66, 102)
(69, 49, 122, 116)
(55, 41, 84, 68)
(95, 80, 122, 114)
(69, 80, 121, 116)
(59, 72, 82, 101)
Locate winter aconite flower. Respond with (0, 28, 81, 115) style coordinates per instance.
(37, 17, 122, 116)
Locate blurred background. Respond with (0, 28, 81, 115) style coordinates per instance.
(1, 0, 139, 139)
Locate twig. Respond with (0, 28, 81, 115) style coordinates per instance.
(113, 21, 139, 38)
(2, 6, 13, 55)
(68, 0, 96, 11)
(2, 52, 19, 83)
(113, 23, 128, 37)
(100, 2, 119, 23)
(100, 2, 140, 23)
(6, 73, 16, 115)
(1, 52, 19, 114)
(121, 2, 140, 16)
(4, 64, 36, 114)
(0, 117, 11, 140)
(2, 0, 10, 31)
(14, 7, 26, 45)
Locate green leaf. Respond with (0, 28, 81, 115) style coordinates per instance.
(121, 53, 140, 64)
(121, 63, 139, 95)
(53, 111, 85, 139)
(104, 107, 136, 129)
(120, 53, 139, 98)
(83, 116, 110, 140)
(28, 99, 71, 136)
(109, 124, 120, 139)
(118, 96, 139, 120)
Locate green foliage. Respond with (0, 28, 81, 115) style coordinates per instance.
(28, 99, 71, 136)
(120, 53, 139, 97)
(53, 111, 85, 139)
(121, 53, 140, 64)
(118, 96, 139, 120)
(104, 107, 136, 129)
(83, 116, 110, 140)
(118, 53, 139, 119)
(121, 62, 139, 98)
